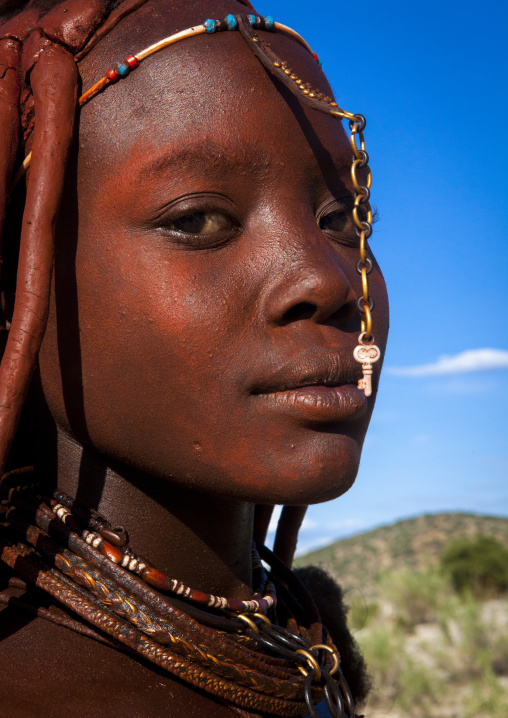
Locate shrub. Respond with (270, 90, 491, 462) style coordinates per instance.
(440, 535, 508, 598)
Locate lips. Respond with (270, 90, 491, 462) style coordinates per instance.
(251, 351, 368, 423)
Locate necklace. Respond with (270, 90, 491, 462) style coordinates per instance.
(49, 490, 277, 616)
(0, 470, 359, 717)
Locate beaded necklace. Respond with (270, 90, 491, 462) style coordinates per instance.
(0, 471, 361, 717)
(50, 490, 277, 616)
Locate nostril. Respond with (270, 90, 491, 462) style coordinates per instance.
(280, 302, 317, 325)
(327, 299, 357, 327)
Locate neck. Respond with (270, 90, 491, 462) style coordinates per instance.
(50, 431, 255, 600)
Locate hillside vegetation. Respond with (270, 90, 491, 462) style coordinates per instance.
(296, 513, 508, 718)
(295, 512, 508, 597)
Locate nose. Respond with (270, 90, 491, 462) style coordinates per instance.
(260, 231, 358, 329)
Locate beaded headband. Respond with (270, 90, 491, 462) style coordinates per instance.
(15, 13, 380, 396)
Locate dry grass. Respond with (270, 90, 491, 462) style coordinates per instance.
(352, 568, 508, 718)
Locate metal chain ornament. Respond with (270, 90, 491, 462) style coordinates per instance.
(349, 115, 380, 396)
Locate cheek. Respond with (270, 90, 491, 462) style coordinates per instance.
(64, 219, 276, 489)
(76, 243, 235, 423)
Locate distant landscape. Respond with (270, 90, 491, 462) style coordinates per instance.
(296, 513, 508, 718)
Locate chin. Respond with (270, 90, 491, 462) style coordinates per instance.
(225, 430, 362, 506)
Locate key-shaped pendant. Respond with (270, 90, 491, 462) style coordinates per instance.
(353, 335, 381, 397)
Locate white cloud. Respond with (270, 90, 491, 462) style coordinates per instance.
(325, 518, 365, 531)
(301, 516, 317, 531)
(387, 348, 508, 377)
(295, 536, 335, 557)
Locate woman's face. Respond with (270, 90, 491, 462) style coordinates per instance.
(38, 12, 389, 505)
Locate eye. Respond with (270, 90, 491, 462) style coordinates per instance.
(319, 210, 348, 233)
(156, 205, 240, 249)
(317, 196, 371, 248)
(168, 211, 233, 235)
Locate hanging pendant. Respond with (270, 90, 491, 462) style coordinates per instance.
(353, 332, 381, 397)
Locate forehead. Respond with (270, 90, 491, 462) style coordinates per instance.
(76, 8, 351, 186)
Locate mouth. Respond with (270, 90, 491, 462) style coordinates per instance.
(251, 352, 368, 423)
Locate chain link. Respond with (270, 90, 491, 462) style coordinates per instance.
(236, 611, 355, 717)
(349, 114, 374, 340)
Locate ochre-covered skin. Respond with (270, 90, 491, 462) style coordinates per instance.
(0, 0, 388, 714)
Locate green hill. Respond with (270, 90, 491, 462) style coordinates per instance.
(294, 512, 508, 594)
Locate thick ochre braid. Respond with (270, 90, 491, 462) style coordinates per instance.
(0, 43, 78, 474)
(0, 38, 19, 260)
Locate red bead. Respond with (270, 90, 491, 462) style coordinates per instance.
(190, 590, 210, 605)
(142, 566, 173, 591)
(227, 598, 245, 612)
(100, 540, 123, 564)
(257, 598, 268, 613)
(106, 68, 119, 83)
(125, 55, 139, 70)
(313, 52, 318, 61)
(100, 527, 127, 547)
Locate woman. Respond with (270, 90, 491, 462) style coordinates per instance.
(0, 0, 389, 715)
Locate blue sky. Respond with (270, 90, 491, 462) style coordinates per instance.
(254, 0, 508, 553)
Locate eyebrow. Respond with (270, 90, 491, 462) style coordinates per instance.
(137, 138, 274, 181)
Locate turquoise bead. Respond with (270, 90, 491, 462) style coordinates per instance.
(116, 62, 129, 77)
(225, 14, 237, 30)
(204, 18, 216, 33)
(248, 15, 256, 25)
(265, 16, 275, 29)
